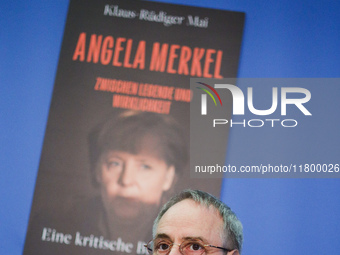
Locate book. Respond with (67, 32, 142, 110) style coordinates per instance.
(23, 0, 245, 254)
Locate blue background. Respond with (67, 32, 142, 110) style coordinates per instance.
(1, 0, 340, 254)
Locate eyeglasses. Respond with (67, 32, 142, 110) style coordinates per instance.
(144, 238, 233, 255)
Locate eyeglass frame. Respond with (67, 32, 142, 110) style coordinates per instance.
(144, 238, 234, 255)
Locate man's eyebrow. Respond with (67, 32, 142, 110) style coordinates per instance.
(183, 236, 209, 243)
(154, 233, 172, 240)
(154, 234, 209, 244)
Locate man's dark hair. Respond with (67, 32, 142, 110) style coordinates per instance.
(88, 110, 188, 186)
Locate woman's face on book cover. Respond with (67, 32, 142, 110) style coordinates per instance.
(96, 146, 175, 220)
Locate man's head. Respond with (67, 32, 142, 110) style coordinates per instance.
(151, 189, 243, 254)
(88, 110, 188, 221)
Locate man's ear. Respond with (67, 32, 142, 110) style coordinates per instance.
(229, 249, 240, 255)
(162, 165, 175, 191)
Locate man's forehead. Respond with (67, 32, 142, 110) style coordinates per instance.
(156, 199, 224, 244)
(155, 233, 210, 243)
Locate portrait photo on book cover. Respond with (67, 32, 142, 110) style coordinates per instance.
(84, 110, 188, 242)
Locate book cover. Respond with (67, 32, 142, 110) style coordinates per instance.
(23, 0, 245, 254)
